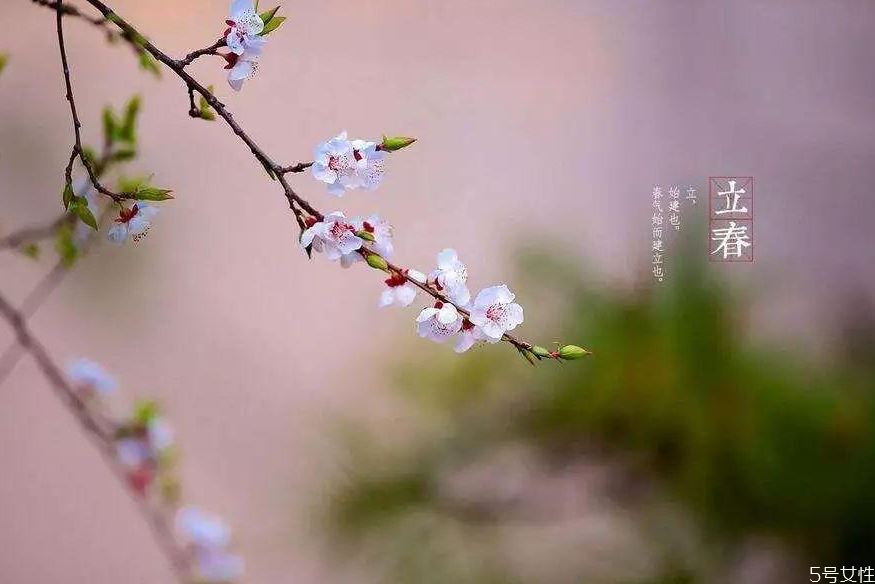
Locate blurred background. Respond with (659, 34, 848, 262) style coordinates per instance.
(1, 0, 874, 582)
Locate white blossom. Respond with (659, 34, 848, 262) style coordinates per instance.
(428, 248, 470, 306)
(354, 214, 394, 258)
(416, 302, 463, 343)
(177, 507, 232, 549)
(107, 202, 158, 245)
(225, 0, 265, 56)
(350, 139, 386, 191)
(300, 212, 363, 261)
(147, 417, 174, 452)
(379, 269, 425, 308)
(67, 358, 117, 395)
(225, 49, 260, 92)
(116, 438, 152, 468)
(312, 132, 359, 196)
(454, 321, 485, 354)
(468, 285, 524, 342)
(195, 549, 244, 583)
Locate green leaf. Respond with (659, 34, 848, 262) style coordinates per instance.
(21, 243, 40, 260)
(71, 197, 98, 230)
(137, 49, 161, 78)
(198, 85, 216, 121)
(0, 54, 8, 78)
(259, 7, 280, 24)
(119, 94, 141, 143)
(102, 106, 118, 146)
(134, 186, 174, 201)
(261, 15, 286, 36)
(62, 182, 74, 210)
(132, 400, 159, 426)
(81, 146, 99, 169)
(118, 175, 147, 193)
(54, 225, 79, 268)
(111, 148, 137, 163)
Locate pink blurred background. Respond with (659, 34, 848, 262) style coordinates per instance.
(1, 0, 874, 582)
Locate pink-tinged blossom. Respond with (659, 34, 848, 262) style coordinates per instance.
(468, 285, 524, 342)
(67, 358, 117, 395)
(428, 248, 470, 306)
(224, 0, 265, 56)
(107, 202, 158, 245)
(354, 214, 394, 258)
(416, 301, 463, 343)
(454, 320, 485, 354)
(312, 132, 359, 196)
(379, 269, 425, 308)
(300, 212, 364, 261)
(350, 139, 386, 191)
(224, 50, 260, 92)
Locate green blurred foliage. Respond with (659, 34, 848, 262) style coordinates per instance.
(325, 237, 875, 582)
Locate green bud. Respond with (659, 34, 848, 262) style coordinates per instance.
(134, 186, 174, 201)
(531, 345, 551, 358)
(0, 54, 9, 78)
(558, 345, 590, 360)
(365, 253, 388, 271)
(356, 230, 375, 242)
(380, 135, 416, 152)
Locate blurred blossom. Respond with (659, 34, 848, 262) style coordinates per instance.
(66, 358, 117, 395)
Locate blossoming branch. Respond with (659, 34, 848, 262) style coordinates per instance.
(29, 0, 590, 364)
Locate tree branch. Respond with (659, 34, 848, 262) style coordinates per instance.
(0, 290, 191, 582)
(35, 0, 583, 361)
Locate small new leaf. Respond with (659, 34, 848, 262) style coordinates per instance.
(102, 106, 118, 146)
(62, 182, 74, 210)
(137, 49, 161, 78)
(0, 54, 8, 78)
(134, 186, 174, 201)
(71, 198, 98, 230)
(258, 5, 286, 37)
(355, 230, 376, 242)
(119, 95, 141, 143)
(54, 225, 79, 268)
(81, 146, 99, 169)
(111, 148, 138, 163)
(259, 7, 280, 24)
(198, 86, 216, 121)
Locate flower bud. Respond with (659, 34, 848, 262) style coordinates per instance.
(356, 230, 376, 242)
(380, 135, 416, 152)
(531, 345, 551, 358)
(366, 253, 389, 271)
(558, 345, 590, 360)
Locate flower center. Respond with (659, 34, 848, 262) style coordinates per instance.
(328, 221, 352, 240)
(486, 304, 507, 325)
(117, 205, 139, 224)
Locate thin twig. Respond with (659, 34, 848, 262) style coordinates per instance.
(0, 289, 191, 582)
(177, 38, 226, 67)
(0, 215, 72, 250)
